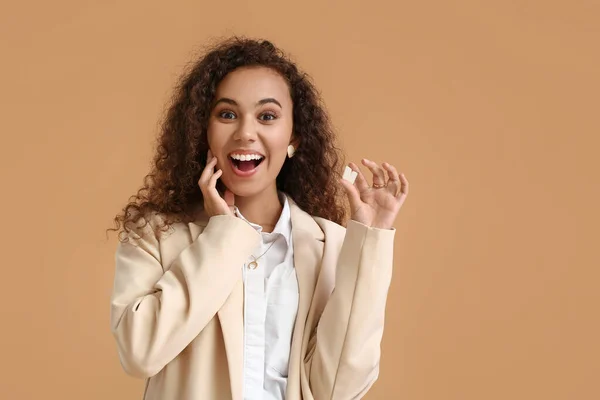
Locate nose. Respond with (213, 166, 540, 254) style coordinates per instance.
(233, 114, 257, 143)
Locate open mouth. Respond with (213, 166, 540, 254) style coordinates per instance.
(229, 156, 265, 173)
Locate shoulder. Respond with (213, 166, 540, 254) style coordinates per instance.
(118, 211, 203, 268)
(312, 216, 346, 237)
(121, 210, 189, 249)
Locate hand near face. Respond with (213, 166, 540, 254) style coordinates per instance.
(198, 149, 236, 217)
(340, 159, 409, 230)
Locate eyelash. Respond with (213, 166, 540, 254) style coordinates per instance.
(219, 110, 236, 119)
(260, 112, 277, 121)
(217, 110, 278, 121)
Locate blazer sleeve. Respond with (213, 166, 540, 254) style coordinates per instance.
(110, 214, 260, 378)
(306, 219, 396, 399)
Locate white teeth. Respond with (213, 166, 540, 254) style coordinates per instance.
(230, 154, 264, 161)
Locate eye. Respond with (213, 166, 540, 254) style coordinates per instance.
(259, 112, 277, 121)
(218, 110, 236, 120)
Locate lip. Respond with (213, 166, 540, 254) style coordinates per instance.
(228, 156, 263, 177)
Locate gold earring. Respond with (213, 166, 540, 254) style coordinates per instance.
(287, 144, 296, 158)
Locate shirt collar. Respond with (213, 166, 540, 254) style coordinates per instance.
(233, 191, 292, 245)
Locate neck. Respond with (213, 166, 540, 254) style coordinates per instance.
(235, 186, 283, 233)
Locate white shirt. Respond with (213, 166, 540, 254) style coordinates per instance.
(235, 192, 299, 400)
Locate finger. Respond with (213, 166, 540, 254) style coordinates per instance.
(382, 162, 400, 194)
(362, 158, 386, 186)
(208, 169, 223, 194)
(398, 173, 409, 198)
(339, 177, 363, 211)
(382, 162, 399, 182)
(198, 156, 218, 190)
(198, 159, 215, 192)
(348, 162, 370, 192)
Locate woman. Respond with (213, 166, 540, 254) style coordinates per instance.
(109, 37, 409, 400)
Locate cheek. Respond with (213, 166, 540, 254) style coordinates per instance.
(270, 124, 293, 151)
(207, 123, 227, 149)
(268, 137, 291, 161)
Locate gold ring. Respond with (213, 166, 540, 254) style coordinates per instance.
(371, 183, 387, 189)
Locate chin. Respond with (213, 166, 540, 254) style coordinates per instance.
(223, 180, 268, 198)
(229, 187, 258, 197)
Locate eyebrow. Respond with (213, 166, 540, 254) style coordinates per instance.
(257, 98, 282, 108)
(213, 97, 282, 109)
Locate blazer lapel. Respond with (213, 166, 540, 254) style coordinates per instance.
(189, 211, 245, 400)
(286, 196, 325, 399)
(188, 197, 324, 400)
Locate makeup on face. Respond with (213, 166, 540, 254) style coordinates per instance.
(206, 67, 294, 194)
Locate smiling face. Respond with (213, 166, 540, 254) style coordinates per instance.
(207, 66, 295, 197)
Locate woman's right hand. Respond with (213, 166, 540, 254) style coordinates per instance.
(198, 150, 236, 217)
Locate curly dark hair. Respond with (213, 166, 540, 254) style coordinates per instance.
(108, 37, 348, 242)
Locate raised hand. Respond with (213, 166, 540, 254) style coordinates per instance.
(340, 159, 409, 230)
(198, 149, 236, 217)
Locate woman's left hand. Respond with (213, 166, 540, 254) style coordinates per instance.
(340, 159, 409, 230)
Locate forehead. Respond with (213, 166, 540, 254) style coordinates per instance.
(215, 66, 291, 105)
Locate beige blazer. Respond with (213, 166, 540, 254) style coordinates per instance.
(110, 195, 396, 399)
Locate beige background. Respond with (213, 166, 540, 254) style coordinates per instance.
(1, 0, 598, 399)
